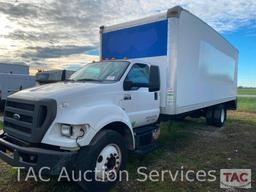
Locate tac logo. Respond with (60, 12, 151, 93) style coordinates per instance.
(220, 169, 251, 189)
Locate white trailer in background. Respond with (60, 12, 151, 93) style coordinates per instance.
(0, 63, 35, 111)
(0, 6, 238, 191)
(36, 70, 75, 84)
(0, 63, 29, 74)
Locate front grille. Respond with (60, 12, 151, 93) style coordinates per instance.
(3, 98, 57, 143)
(4, 122, 32, 134)
(4, 101, 35, 136)
(6, 101, 35, 111)
(5, 111, 33, 123)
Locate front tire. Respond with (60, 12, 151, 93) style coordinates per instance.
(76, 130, 127, 192)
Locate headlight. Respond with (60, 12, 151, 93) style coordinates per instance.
(60, 124, 90, 138)
(61, 124, 73, 137)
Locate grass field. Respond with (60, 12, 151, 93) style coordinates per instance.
(237, 88, 256, 113)
(0, 92, 255, 191)
(238, 87, 256, 95)
(237, 97, 256, 113)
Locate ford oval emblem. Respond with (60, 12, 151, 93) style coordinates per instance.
(13, 113, 21, 121)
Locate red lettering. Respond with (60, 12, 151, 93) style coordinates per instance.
(223, 172, 232, 182)
(240, 173, 248, 182)
(230, 173, 239, 182)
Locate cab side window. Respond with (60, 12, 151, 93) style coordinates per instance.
(126, 64, 149, 87)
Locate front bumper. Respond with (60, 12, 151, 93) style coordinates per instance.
(0, 134, 78, 175)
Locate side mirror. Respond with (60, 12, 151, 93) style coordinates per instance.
(123, 80, 134, 91)
(149, 66, 160, 92)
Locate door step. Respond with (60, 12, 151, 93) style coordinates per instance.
(132, 124, 161, 157)
(133, 143, 161, 156)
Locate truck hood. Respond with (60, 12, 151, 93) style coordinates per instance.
(9, 81, 115, 101)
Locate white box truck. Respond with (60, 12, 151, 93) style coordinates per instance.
(0, 6, 238, 191)
(0, 64, 36, 111)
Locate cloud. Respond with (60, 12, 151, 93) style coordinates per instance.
(0, 0, 256, 71)
(0, 2, 38, 18)
(22, 45, 95, 59)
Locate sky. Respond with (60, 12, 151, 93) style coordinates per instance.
(0, 0, 255, 87)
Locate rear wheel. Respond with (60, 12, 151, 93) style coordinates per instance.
(76, 130, 127, 192)
(206, 108, 214, 125)
(213, 105, 226, 127)
(206, 105, 226, 127)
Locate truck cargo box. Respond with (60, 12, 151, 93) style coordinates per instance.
(100, 6, 238, 115)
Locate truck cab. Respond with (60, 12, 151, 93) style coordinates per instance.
(0, 60, 161, 191)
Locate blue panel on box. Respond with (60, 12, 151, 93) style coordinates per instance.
(102, 20, 168, 59)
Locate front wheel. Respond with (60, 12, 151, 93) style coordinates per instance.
(76, 130, 127, 192)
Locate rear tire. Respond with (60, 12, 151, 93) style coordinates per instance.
(206, 108, 214, 125)
(213, 105, 226, 127)
(76, 130, 127, 192)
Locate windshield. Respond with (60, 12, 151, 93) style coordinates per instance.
(70, 61, 129, 82)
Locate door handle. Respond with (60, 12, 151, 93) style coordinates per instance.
(124, 94, 131, 100)
(154, 92, 158, 100)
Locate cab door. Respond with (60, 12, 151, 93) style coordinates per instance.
(120, 63, 160, 128)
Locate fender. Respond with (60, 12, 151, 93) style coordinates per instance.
(42, 104, 135, 149)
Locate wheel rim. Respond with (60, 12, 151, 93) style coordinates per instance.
(95, 144, 122, 182)
(221, 109, 225, 123)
